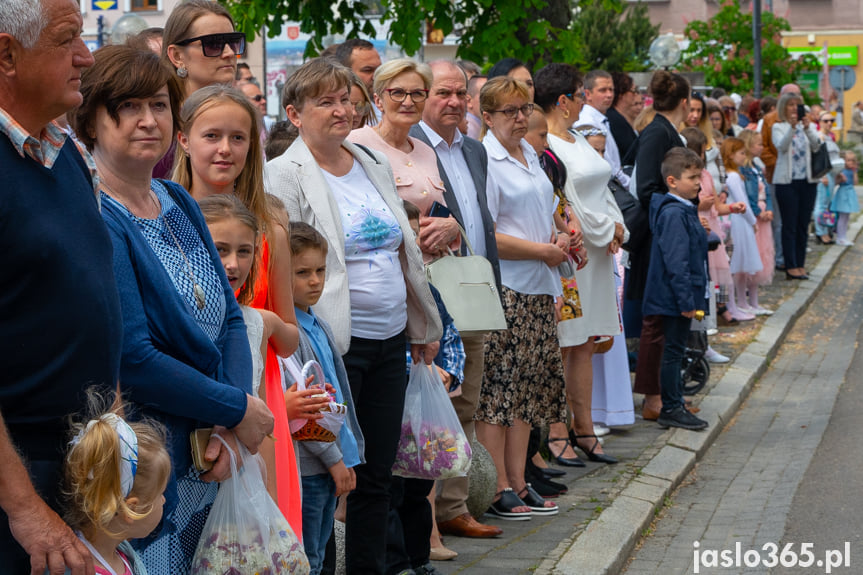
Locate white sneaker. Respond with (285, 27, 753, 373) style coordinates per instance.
(837, 239, 854, 246)
(752, 307, 774, 316)
(704, 347, 730, 364)
(706, 328, 719, 336)
(593, 424, 611, 437)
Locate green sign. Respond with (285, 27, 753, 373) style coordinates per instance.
(796, 72, 820, 94)
(789, 46, 858, 67)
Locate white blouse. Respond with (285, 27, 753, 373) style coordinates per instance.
(484, 131, 562, 297)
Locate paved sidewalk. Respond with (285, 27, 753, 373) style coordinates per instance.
(622, 230, 863, 574)
(428, 208, 863, 575)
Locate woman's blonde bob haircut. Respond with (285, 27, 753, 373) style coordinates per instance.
(478, 76, 531, 139)
(372, 58, 433, 99)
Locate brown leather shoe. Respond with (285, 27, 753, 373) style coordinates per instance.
(642, 404, 661, 421)
(438, 513, 503, 538)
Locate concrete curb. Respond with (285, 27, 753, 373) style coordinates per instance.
(551, 214, 863, 575)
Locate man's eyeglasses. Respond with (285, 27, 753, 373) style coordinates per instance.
(175, 32, 246, 57)
(384, 88, 429, 103)
(489, 103, 534, 119)
(250, 94, 265, 102)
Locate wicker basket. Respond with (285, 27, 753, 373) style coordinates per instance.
(291, 401, 348, 443)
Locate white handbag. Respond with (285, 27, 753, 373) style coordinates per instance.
(425, 226, 507, 336)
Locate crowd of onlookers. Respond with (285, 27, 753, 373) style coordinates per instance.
(1, 1, 859, 575)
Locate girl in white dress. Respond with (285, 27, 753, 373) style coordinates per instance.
(721, 138, 764, 316)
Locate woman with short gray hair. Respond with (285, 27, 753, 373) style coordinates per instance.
(266, 56, 442, 574)
(772, 92, 821, 279)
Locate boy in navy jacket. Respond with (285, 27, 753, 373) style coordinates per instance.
(643, 148, 710, 430)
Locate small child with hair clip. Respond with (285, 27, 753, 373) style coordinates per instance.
(831, 150, 860, 246)
(64, 396, 171, 575)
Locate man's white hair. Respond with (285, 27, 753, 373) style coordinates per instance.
(0, 0, 46, 50)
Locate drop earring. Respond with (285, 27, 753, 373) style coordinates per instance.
(177, 66, 188, 79)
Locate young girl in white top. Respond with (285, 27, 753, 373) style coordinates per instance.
(64, 397, 171, 575)
(722, 137, 764, 318)
(199, 194, 329, 503)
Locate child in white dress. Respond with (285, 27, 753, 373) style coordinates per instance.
(722, 138, 764, 317)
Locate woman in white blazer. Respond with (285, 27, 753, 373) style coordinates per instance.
(772, 92, 821, 279)
(265, 58, 443, 574)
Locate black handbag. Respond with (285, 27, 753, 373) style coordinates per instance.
(608, 176, 648, 251)
(811, 142, 831, 179)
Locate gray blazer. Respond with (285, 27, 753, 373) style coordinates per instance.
(265, 136, 443, 355)
(409, 124, 502, 290)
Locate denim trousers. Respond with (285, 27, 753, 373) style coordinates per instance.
(302, 473, 337, 575)
(343, 331, 408, 574)
(658, 314, 692, 413)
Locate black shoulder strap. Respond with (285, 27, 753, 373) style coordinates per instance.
(353, 143, 380, 164)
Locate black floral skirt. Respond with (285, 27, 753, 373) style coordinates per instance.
(476, 287, 567, 427)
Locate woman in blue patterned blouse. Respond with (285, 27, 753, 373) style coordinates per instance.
(69, 44, 274, 573)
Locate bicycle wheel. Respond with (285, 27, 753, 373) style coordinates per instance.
(681, 354, 710, 395)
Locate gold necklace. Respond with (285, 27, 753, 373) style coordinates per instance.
(100, 178, 206, 310)
(150, 191, 207, 310)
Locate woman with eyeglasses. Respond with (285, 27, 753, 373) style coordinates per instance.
(152, 0, 246, 178)
(533, 62, 625, 465)
(349, 58, 458, 261)
(813, 112, 842, 244)
(474, 76, 566, 521)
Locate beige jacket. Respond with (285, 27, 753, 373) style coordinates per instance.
(265, 137, 442, 355)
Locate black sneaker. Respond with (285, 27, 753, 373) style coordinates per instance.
(657, 406, 708, 430)
(414, 564, 440, 575)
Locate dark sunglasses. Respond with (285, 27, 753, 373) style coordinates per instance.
(175, 32, 246, 57)
(250, 94, 265, 102)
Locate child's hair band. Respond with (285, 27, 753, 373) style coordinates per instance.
(69, 413, 139, 497)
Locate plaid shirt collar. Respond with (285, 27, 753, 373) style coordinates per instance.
(0, 106, 100, 195)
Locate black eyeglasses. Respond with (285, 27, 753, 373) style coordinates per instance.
(384, 88, 429, 103)
(722, 106, 736, 112)
(821, 118, 835, 123)
(175, 32, 246, 57)
(489, 103, 534, 119)
(250, 94, 265, 102)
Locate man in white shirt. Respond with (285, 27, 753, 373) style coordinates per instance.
(577, 69, 630, 187)
(409, 60, 503, 540)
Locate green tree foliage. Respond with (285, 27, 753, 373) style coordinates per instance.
(574, 0, 658, 72)
(681, 0, 818, 94)
(222, 0, 657, 70)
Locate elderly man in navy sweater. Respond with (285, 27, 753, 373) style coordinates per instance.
(0, 1, 122, 573)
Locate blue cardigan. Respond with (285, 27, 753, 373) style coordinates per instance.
(101, 180, 251, 517)
(643, 193, 709, 317)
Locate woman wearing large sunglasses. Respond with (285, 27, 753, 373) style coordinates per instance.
(163, 0, 245, 96)
(348, 58, 459, 261)
(153, 0, 245, 178)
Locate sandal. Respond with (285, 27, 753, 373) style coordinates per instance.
(517, 484, 559, 515)
(570, 432, 619, 465)
(486, 488, 532, 521)
(546, 437, 586, 467)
